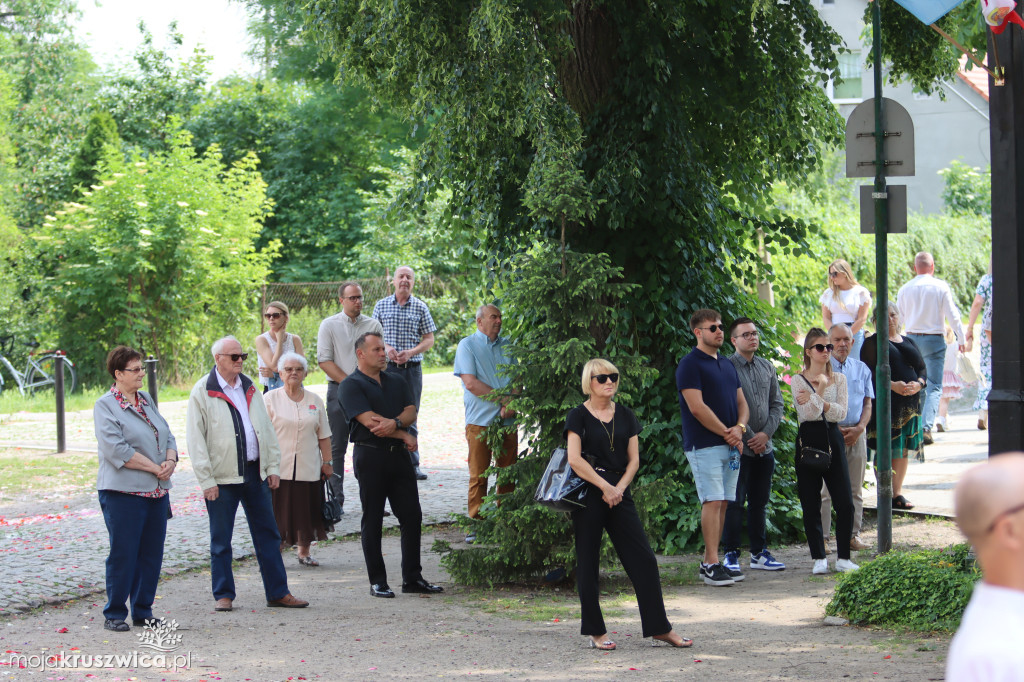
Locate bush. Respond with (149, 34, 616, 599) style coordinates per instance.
(826, 544, 979, 632)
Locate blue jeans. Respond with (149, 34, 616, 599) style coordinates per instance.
(851, 330, 865, 363)
(98, 490, 169, 622)
(721, 451, 776, 555)
(685, 444, 740, 503)
(204, 461, 290, 602)
(385, 362, 423, 467)
(263, 373, 283, 391)
(906, 333, 946, 432)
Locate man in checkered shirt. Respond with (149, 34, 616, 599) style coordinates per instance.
(372, 266, 437, 480)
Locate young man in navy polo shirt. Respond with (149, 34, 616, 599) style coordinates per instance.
(676, 309, 749, 586)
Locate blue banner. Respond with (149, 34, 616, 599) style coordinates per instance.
(893, 0, 969, 24)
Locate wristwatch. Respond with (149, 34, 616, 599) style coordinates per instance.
(395, 417, 404, 430)
(738, 423, 748, 434)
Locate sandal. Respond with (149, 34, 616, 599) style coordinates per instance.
(652, 633, 694, 648)
(588, 639, 616, 651)
(297, 555, 320, 567)
(892, 495, 915, 510)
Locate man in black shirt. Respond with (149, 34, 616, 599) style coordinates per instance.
(339, 331, 443, 598)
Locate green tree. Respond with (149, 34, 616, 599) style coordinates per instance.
(35, 128, 276, 385)
(307, 1, 846, 565)
(68, 110, 121, 193)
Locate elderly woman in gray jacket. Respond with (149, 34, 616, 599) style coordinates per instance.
(94, 346, 178, 632)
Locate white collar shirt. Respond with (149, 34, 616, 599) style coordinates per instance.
(947, 581, 1024, 681)
(216, 369, 259, 461)
(896, 274, 965, 344)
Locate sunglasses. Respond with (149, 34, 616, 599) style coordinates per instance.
(264, 312, 283, 320)
(119, 367, 145, 374)
(593, 373, 619, 384)
(987, 501, 1024, 533)
(700, 324, 725, 333)
(219, 353, 249, 362)
(828, 271, 839, 278)
(809, 344, 834, 353)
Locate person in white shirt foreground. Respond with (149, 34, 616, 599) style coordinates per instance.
(947, 453, 1024, 681)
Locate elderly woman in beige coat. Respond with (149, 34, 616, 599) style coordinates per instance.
(265, 351, 333, 565)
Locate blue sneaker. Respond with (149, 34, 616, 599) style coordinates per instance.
(723, 550, 740, 572)
(750, 550, 786, 571)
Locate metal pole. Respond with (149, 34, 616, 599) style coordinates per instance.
(55, 352, 66, 454)
(872, 0, 893, 554)
(145, 354, 159, 407)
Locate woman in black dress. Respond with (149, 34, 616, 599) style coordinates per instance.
(565, 358, 691, 651)
(860, 302, 927, 509)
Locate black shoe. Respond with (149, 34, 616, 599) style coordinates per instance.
(132, 617, 164, 627)
(922, 429, 934, 445)
(402, 578, 444, 594)
(414, 467, 428, 481)
(104, 618, 130, 632)
(370, 583, 395, 598)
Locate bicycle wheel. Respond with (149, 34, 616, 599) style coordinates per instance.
(26, 354, 77, 398)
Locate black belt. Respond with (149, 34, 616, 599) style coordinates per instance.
(906, 332, 942, 336)
(387, 361, 420, 369)
(354, 441, 407, 453)
(594, 467, 625, 475)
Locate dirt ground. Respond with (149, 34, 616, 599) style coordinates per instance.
(0, 515, 961, 681)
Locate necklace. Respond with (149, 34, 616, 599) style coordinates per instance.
(589, 401, 615, 451)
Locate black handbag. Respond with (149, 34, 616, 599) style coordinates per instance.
(796, 375, 833, 474)
(534, 446, 588, 512)
(321, 475, 343, 525)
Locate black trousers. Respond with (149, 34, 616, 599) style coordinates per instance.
(352, 444, 423, 586)
(572, 472, 671, 638)
(326, 382, 349, 508)
(796, 421, 854, 560)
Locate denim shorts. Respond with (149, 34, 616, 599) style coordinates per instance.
(685, 444, 741, 503)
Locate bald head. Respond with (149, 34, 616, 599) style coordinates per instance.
(914, 252, 935, 275)
(955, 453, 1024, 542)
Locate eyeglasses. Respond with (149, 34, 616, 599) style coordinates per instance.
(700, 324, 725, 333)
(343, 295, 363, 301)
(218, 353, 249, 362)
(734, 331, 759, 340)
(281, 366, 305, 373)
(810, 344, 834, 353)
(986, 501, 1024, 533)
(828, 271, 839, 278)
(119, 367, 145, 374)
(264, 312, 283, 320)
(593, 373, 619, 384)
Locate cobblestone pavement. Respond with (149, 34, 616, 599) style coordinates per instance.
(0, 373, 474, 613)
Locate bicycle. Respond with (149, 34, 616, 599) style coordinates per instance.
(0, 335, 77, 398)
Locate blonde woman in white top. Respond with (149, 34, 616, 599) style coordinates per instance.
(820, 259, 871, 361)
(792, 327, 858, 575)
(255, 300, 304, 392)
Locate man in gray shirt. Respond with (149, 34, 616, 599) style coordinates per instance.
(722, 317, 786, 572)
(317, 282, 383, 510)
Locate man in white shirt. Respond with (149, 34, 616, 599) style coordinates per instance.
(947, 453, 1024, 681)
(896, 252, 965, 444)
(317, 282, 383, 511)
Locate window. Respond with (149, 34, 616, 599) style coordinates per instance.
(829, 51, 863, 102)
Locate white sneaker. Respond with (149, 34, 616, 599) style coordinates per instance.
(835, 558, 860, 573)
(812, 559, 829, 575)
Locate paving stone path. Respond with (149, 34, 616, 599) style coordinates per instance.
(0, 373, 473, 613)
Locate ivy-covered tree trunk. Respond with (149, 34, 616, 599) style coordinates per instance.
(308, 0, 846, 570)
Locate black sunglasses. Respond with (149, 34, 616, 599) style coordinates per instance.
(700, 324, 725, 333)
(593, 373, 619, 384)
(264, 312, 283, 320)
(809, 343, 834, 353)
(219, 353, 249, 362)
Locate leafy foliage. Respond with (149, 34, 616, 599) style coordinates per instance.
(68, 110, 121, 193)
(940, 160, 991, 217)
(827, 544, 979, 631)
(308, 0, 848, 570)
(35, 129, 276, 385)
(865, 0, 987, 97)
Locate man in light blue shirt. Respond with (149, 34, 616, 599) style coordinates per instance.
(453, 305, 517, 539)
(821, 324, 875, 551)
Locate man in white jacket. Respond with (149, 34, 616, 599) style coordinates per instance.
(187, 336, 307, 612)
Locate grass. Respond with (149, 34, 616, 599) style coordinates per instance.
(0, 384, 192, 415)
(0, 449, 96, 501)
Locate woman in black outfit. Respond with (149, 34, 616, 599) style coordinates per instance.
(860, 302, 927, 509)
(565, 358, 691, 651)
